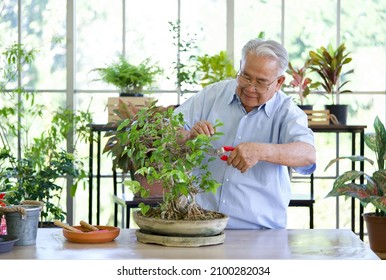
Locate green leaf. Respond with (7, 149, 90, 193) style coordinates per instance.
(371, 196, 386, 213)
(324, 156, 374, 172)
(139, 203, 150, 215)
(124, 180, 141, 194)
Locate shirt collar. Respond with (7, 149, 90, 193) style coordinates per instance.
(229, 87, 279, 117)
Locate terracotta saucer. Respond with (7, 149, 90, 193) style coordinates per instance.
(63, 226, 120, 243)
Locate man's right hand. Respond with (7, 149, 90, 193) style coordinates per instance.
(189, 121, 215, 139)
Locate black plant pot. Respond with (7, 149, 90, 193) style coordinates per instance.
(298, 105, 313, 111)
(325, 104, 348, 125)
(119, 92, 144, 97)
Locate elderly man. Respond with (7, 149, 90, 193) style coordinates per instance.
(175, 38, 316, 229)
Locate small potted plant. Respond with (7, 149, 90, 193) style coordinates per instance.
(324, 116, 386, 258)
(103, 101, 228, 246)
(92, 56, 163, 97)
(308, 42, 354, 124)
(285, 59, 318, 110)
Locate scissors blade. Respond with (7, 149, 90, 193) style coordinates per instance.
(206, 147, 225, 156)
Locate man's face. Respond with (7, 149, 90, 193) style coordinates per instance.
(236, 53, 285, 112)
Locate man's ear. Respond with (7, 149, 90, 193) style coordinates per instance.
(276, 75, 286, 88)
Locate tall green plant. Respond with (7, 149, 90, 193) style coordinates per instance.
(325, 116, 386, 215)
(168, 20, 197, 94)
(0, 43, 92, 222)
(0, 43, 39, 153)
(309, 43, 354, 104)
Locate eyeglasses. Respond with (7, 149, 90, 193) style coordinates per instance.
(237, 72, 280, 92)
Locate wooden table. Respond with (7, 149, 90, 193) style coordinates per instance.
(0, 228, 379, 260)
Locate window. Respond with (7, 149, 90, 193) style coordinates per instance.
(1, 0, 385, 229)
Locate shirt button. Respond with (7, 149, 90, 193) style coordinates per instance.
(238, 136, 241, 140)
(225, 178, 229, 182)
(222, 200, 226, 204)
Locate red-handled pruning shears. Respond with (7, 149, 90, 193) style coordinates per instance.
(206, 146, 235, 161)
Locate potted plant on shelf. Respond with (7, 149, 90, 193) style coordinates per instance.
(193, 50, 237, 88)
(284, 59, 319, 110)
(92, 56, 163, 123)
(308, 42, 354, 124)
(103, 101, 228, 246)
(92, 56, 163, 97)
(324, 116, 386, 259)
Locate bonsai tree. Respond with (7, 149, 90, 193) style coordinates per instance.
(285, 59, 319, 106)
(92, 56, 163, 96)
(324, 116, 386, 215)
(103, 100, 224, 220)
(308, 42, 354, 105)
(193, 50, 237, 88)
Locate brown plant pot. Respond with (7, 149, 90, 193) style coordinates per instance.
(363, 212, 386, 259)
(134, 174, 164, 198)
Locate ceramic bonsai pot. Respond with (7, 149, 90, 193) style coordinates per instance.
(133, 210, 228, 237)
(133, 210, 228, 247)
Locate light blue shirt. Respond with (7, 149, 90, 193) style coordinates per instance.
(174, 79, 316, 229)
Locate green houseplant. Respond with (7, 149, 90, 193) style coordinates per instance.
(285, 59, 318, 108)
(193, 50, 237, 88)
(325, 116, 386, 258)
(92, 56, 163, 96)
(0, 106, 91, 223)
(103, 101, 228, 245)
(168, 20, 198, 96)
(308, 43, 354, 124)
(0, 43, 91, 224)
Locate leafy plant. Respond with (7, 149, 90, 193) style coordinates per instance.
(0, 106, 91, 222)
(308, 42, 354, 104)
(103, 100, 224, 220)
(325, 116, 386, 215)
(285, 59, 319, 105)
(168, 20, 198, 94)
(0, 43, 91, 222)
(193, 50, 237, 88)
(92, 56, 163, 95)
(0, 149, 84, 221)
